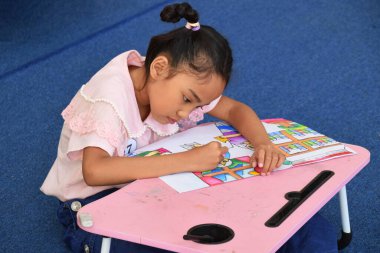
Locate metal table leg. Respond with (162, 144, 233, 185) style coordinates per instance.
(100, 237, 111, 253)
(338, 186, 352, 250)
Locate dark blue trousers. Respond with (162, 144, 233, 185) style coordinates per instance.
(57, 189, 337, 253)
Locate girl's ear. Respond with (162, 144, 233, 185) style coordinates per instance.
(150, 56, 170, 80)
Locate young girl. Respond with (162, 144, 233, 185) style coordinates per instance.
(41, 2, 337, 253)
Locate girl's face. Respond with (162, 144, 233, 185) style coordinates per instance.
(148, 71, 225, 124)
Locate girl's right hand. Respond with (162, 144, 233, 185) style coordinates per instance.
(186, 141, 228, 172)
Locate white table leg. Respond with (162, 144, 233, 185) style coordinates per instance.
(338, 186, 352, 250)
(100, 237, 111, 253)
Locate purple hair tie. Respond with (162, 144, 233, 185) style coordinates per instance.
(185, 22, 200, 31)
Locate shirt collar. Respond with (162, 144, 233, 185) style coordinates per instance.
(81, 50, 179, 139)
(144, 114, 179, 137)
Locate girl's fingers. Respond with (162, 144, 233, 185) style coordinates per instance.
(268, 154, 279, 173)
(257, 149, 265, 169)
(250, 155, 257, 168)
(260, 151, 271, 176)
(264, 152, 273, 173)
(251, 159, 257, 168)
(256, 148, 285, 176)
(277, 155, 286, 168)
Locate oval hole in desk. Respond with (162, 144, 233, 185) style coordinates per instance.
(183, 223, 234, 244)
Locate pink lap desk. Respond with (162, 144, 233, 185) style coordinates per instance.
(78, 144, 370, 253)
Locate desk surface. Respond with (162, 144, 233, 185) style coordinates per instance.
(78, 144, 370, 253)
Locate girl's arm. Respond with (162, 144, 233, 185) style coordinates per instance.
(82, 141, 227, 186)
(208, 96, 285, 175)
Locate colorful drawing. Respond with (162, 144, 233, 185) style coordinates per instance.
(194, 156, 259, 186)
(134, 148, 171, 157)
(214, 122, 254, 150)
(279, 143, 309, 155)
(264, 119, 303, 129)
(283, 128, 323, 140)
(180, 142, 202, 150)
(268, 131, 292, 144)
(302, 137, 339, 148)
(130, 119, 355, 193)
(262, 119, 344, 157)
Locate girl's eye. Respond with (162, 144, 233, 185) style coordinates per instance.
(183, 96, 191, 103)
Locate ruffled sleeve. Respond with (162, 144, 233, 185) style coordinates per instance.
(61, 91, 128, 160)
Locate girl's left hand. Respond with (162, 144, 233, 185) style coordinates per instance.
(250, 143, 285, 176)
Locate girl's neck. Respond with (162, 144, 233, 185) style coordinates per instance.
(129, 65, 151, 120)
(130, 66, 149, 105)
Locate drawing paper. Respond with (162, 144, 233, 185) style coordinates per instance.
(129, 119, 355, 193)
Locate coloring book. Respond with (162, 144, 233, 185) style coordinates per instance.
(128, 118, 355, 193)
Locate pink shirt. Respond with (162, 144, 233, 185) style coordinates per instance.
(40, 50, 221, 201)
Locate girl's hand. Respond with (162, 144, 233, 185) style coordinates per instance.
(251, 143, 285, 176)
(186, 141, 228, 172)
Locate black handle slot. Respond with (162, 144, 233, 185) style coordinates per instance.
(265, 170, 334, 227)
(183, 223, 234, 244)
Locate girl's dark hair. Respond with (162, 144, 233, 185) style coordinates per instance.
(145, 2, 233, 84)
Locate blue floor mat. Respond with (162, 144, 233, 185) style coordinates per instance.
(1, 0, 379, 252)
(0, 0, 169, 77)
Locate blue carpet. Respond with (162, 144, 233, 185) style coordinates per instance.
(0, 0, 169, 78)
(1, 1, 379, 252)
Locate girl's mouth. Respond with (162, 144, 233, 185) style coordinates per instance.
(167, 117, 177, 124)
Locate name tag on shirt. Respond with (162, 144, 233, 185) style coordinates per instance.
(124, 138, 137, 156)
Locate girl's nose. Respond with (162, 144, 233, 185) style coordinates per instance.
(177, 108, 192, 119)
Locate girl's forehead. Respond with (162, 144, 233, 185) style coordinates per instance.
(178, 72, 225, 102)
(176, 70, 226, 86)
